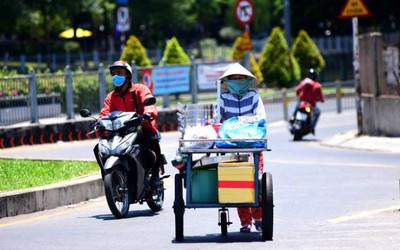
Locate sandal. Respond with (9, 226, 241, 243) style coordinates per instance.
(240, 224, 251, 233)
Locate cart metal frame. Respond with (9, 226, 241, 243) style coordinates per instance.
(173, 137, 273, 242)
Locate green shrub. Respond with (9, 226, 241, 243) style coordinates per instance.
(159, 37, 190, 65)
(258, 27, 300, 88)
(231, 36, 245, 61)
(64, 41, 80, 53)
(0, 66, 18, 77)
(249, 53, 264, 83)
(120, 35, 152, 66)
(231, 36, 264, 83)
(292, 30, 325, 77)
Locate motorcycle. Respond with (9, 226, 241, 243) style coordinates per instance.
(80, 97, 168, 219)
(288, 101, 313, 141)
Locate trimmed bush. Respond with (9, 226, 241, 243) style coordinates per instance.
(120, 35, 152, 67)
(159, 37, 190, 65)
(258, 27, 300, 88)
(292, 30, 325, 77)
(231, 36, 264, 83)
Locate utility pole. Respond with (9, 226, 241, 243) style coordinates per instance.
(284, 0, 291, 46)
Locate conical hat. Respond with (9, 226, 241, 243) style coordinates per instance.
(218, 62, 260, 86)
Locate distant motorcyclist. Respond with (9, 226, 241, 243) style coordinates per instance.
(294, 68, 325, 134)
(95, 60, 163, 187)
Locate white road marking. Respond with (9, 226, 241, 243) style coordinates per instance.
(267, 159, 400, 169)
(328, 206, 400, 223)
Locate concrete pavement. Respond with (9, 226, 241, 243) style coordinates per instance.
(1, 127, 399, 219)
(321, 130, 400, 154)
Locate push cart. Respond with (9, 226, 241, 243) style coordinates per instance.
(173, 137, 273, 242)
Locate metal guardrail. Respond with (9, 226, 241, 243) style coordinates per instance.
(0, 62, 355, 126)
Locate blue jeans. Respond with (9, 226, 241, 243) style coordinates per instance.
(311, 106, 321, 130)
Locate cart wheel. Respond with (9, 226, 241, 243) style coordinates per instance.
(174, 173, 185, 242)
(261, 172, 274, 241)
(220, 211, 228, 236)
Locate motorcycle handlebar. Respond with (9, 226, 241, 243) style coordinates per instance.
(85, 112, 151, 136)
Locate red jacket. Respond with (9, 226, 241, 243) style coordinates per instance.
(295, 78, 325, 107)
(99, 83, 158, 134)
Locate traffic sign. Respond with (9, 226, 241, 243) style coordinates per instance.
(116, 6, 130, 32)
(240, 29, 253, 51)
(117, 6, 129, 24)
(339, 0, 371, 19)
(234, 0, 255, 26)
(142, 69, 154, 93)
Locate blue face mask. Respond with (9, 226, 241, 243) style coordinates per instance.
(226, 78, 254, 96)
(111, 75, 126, 87)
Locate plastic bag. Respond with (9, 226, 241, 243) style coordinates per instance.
(183, 125, 217, 149)
(216, 116, 267, 148)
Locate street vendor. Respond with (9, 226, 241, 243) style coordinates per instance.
(214, 62, 266, 233)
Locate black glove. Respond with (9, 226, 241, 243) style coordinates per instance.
(141, 113, 153, 121)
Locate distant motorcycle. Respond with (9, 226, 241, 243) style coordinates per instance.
(288, 101, 313, 141)
(80, 97, 168, 219)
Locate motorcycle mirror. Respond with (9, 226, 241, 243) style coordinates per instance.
(143, 96, 156, 106)
(80, 109, 92, 117)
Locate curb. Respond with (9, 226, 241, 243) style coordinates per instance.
(320, 130, 400, 154)
(0, 109, 179, 219)
(0, 174, 103, 219)
(0, 109, 178, 149)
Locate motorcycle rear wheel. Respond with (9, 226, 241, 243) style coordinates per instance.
(104, 166, 130, 219)
(294, 134, 303, 141)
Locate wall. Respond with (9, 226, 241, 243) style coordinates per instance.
(359, 33, 400, 136)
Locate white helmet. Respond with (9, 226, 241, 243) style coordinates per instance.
(109, 61, 132, 80)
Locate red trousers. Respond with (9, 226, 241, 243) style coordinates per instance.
(237, 153, 263, 226)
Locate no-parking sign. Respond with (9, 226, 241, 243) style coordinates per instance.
(142, 69, 154, 93)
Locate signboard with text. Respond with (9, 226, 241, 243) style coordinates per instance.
(339, 0, 371, 19)
(152, 66, 190, 95)
(197, 63, 233, 90)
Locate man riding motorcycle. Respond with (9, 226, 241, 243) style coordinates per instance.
(294, 68, 325, 134)
(94, 60, 163, 187)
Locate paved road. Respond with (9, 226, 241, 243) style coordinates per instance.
(1, 109, 400, 249)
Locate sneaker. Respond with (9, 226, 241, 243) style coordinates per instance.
(239, 224, 251, 233)
(254, 220, 262, 232)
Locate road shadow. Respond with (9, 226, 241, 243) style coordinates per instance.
(171, 232, 269, 244)
(92, 209, 159, 221)
(290, 138, 319, 142)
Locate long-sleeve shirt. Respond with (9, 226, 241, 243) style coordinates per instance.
(295, 77, 325, 107)
(99, 84, 158, 134)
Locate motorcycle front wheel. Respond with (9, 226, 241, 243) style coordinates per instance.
(104, 166, 130, 219)
(146, 181, 164, 212)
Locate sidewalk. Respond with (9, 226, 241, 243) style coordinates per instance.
(321, 130, 400, 154)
